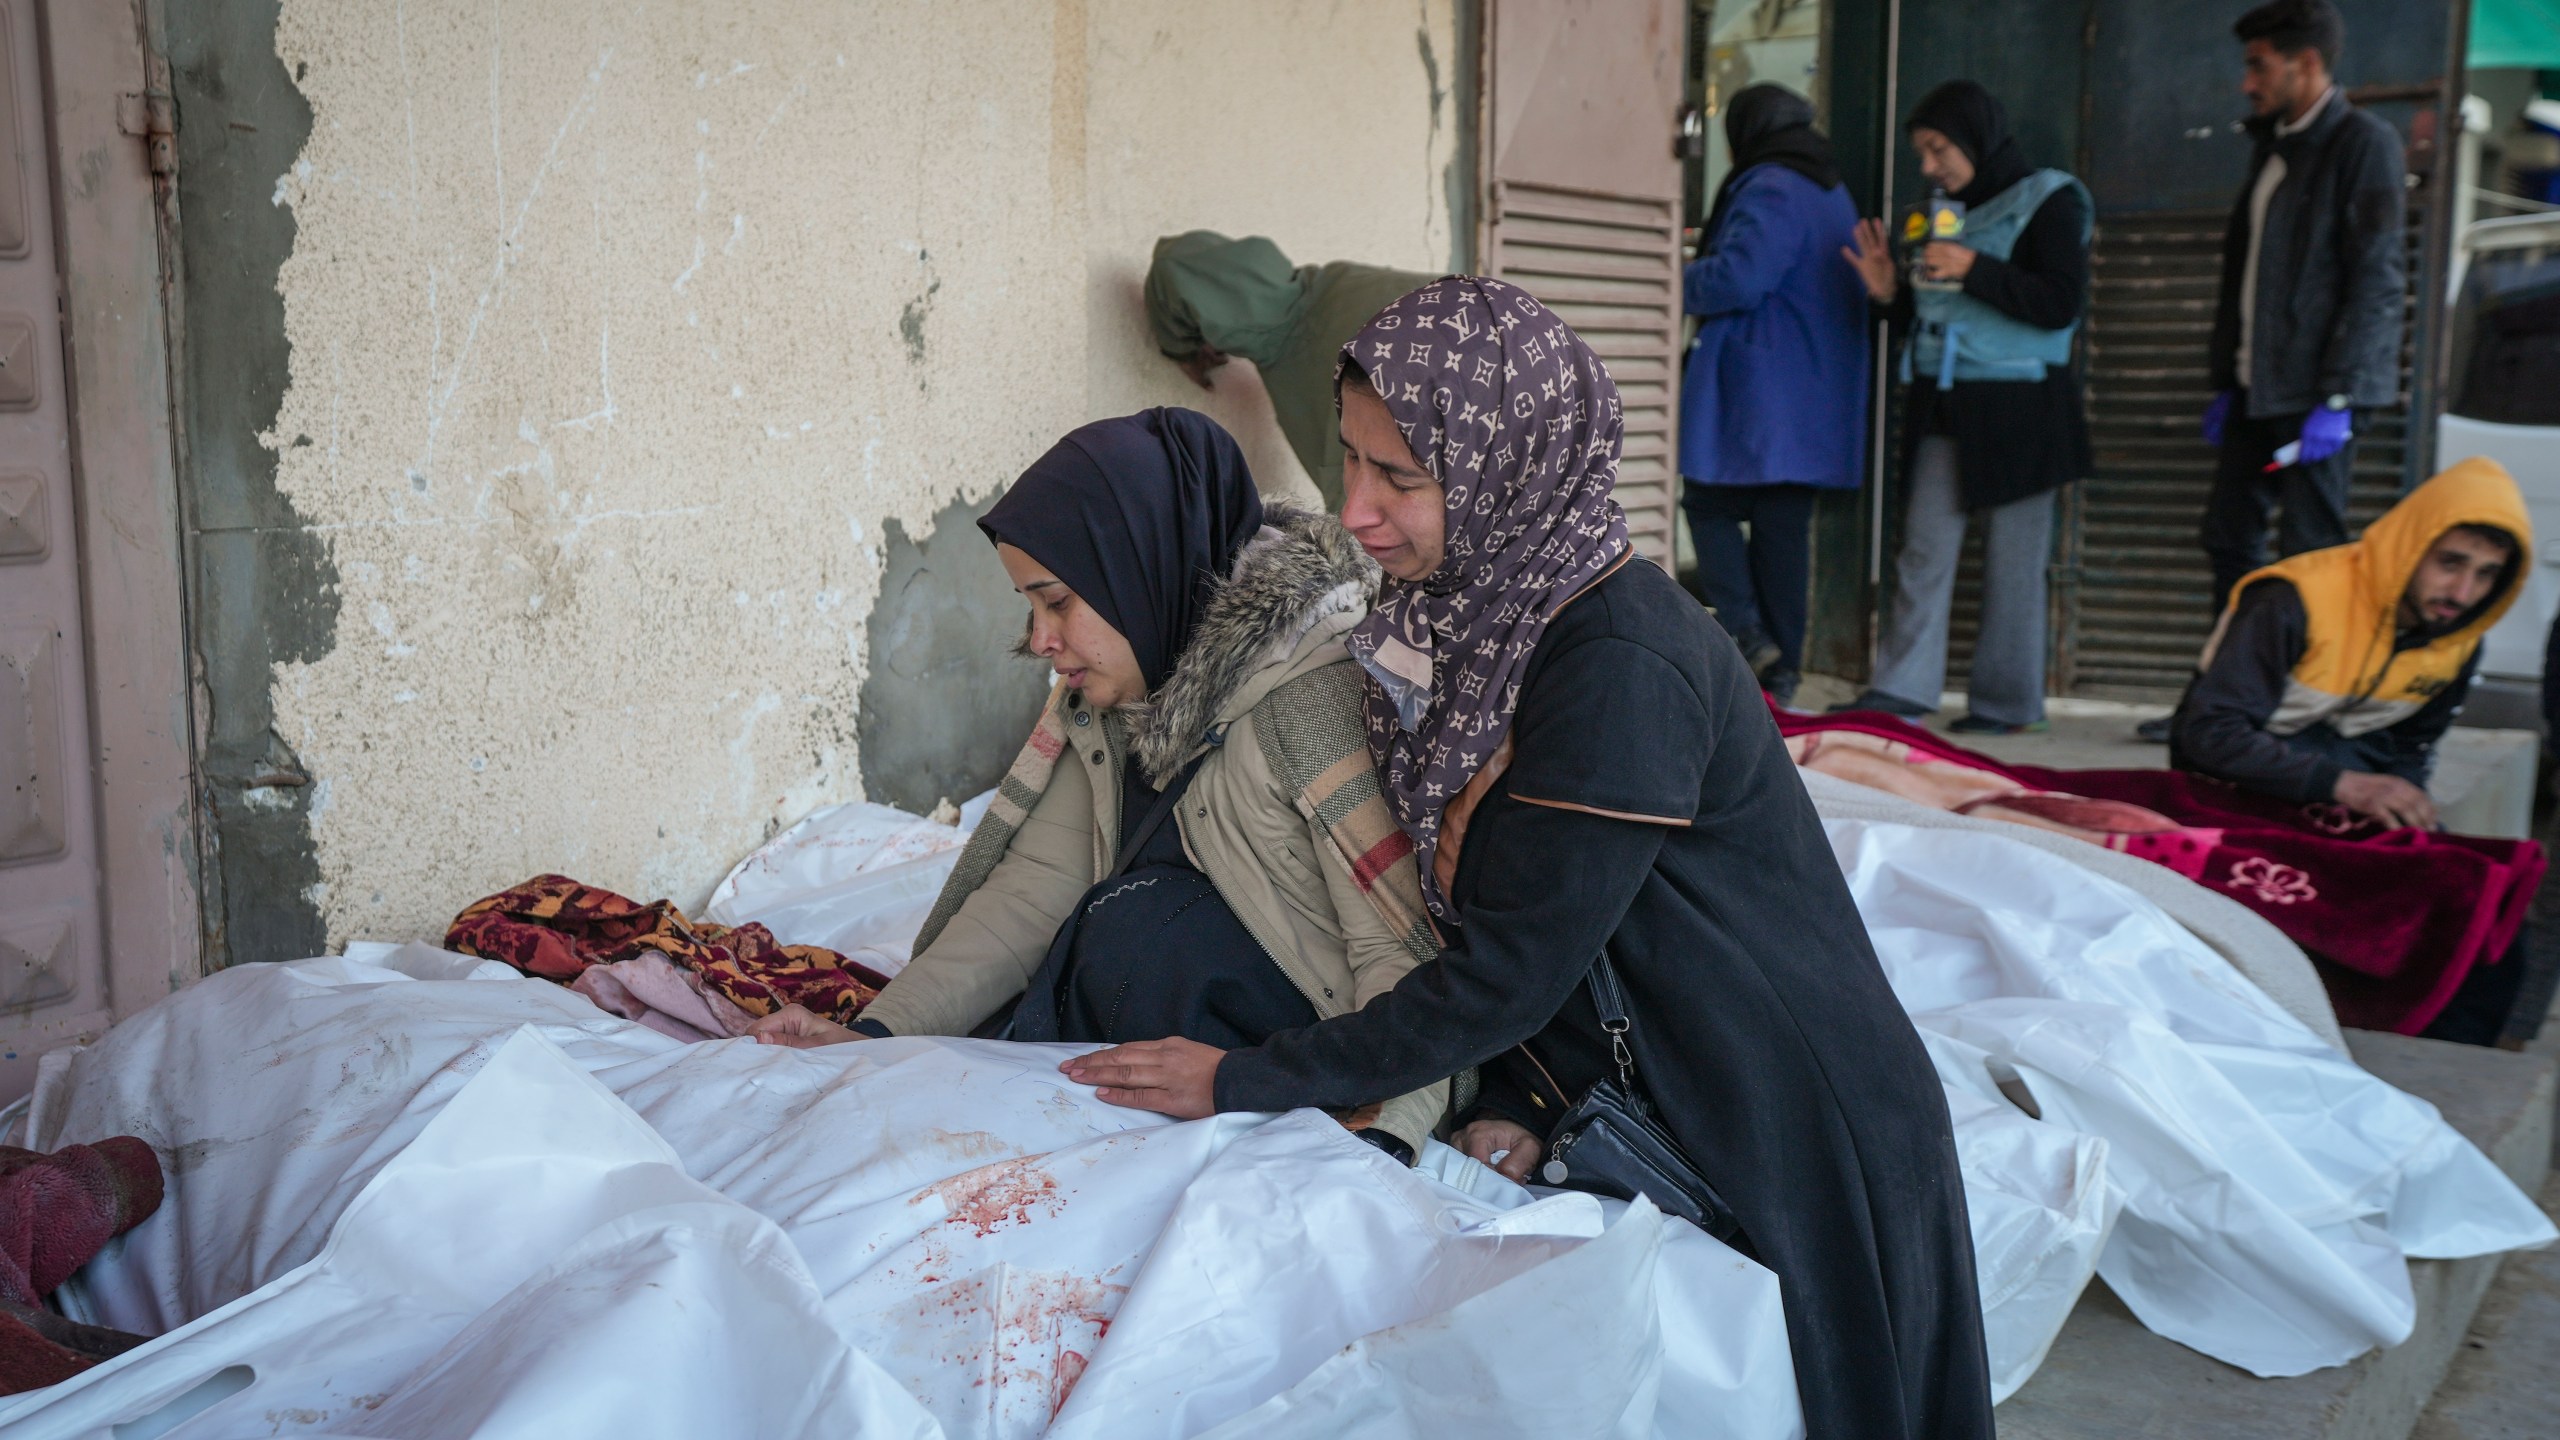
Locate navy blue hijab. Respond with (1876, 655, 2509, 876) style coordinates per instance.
(979, 407, 1264, 693)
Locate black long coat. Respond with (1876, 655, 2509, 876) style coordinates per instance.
(1217, 558, 1995, 1439)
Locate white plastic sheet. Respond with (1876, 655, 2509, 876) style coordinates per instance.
(683, 798, 2391, 1396)
(0, 1028, 930, 1439)
(28, 807, 2546, 1425)
(1923, 1029, 2118, 1400)
(697, 792, 2112, 1405)
(1195, 1195, 1668, 1440)
(25, 955, 1802, 1440)
(704, 791, 992, 976)
(1830, 818, 2557, 1378)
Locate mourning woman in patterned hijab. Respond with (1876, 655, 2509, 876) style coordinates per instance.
(1068, 280, 1997, 1439)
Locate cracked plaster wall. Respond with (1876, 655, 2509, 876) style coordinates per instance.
(241, 0, 1461, 949)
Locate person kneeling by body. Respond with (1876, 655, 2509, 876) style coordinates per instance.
(2168, 457, 2530, 832)
(1063, 279, 1996, 1440)
(752, 407, 1445, 1163)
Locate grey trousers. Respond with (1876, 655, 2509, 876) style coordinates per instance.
(1870, 437, 2056, 726)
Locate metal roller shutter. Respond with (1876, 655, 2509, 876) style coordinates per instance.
(1939, 209, 2415, 698)
(2056, 209, 2411, 695)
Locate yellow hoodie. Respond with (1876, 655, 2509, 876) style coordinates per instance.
(2198, 457, 2532, 739)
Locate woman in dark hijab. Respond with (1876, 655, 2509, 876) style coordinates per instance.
(1907, 79, 2035, 205)
(1067, 281, 1997, 1440)
(977, 407, 1265, 702)
(751, 406, 1448, 1161)
(1705, 83, 1841, 239)
(1681, 84, 1869, 706)
(1837, 80, 2094, 735)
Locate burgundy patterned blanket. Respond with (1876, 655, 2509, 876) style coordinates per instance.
(1781, 711, 2542, 1035)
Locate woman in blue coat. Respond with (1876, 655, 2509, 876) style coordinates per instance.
(1679, 85, 1871, 705)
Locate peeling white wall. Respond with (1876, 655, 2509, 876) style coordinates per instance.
(262, 0, 1461, 944)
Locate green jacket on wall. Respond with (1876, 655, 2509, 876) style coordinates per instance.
(1144, 231, 1432, 509)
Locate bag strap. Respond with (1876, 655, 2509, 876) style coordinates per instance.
(1588, 954, 1637, 1092)
(1104, 723, 1225, 879)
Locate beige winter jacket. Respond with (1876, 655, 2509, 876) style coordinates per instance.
(860, 506, 1449, 1157)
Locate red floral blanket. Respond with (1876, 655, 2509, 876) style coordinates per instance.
(1781, 710, 2543, 1036)
(446, 875, 890, 1028)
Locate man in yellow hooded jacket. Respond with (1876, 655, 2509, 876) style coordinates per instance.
(2168, 458, 2531, 830)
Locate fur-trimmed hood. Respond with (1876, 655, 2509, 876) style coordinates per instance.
(1124, 501, 1377, 784)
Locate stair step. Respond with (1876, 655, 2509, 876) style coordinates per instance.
(2410, 1172, 2560, 1439)
(1994, 1034, 2557, 1439)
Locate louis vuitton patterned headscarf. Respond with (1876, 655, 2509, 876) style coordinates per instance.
(1338, 276, 1629, 916)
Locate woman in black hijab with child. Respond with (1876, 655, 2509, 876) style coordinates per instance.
(1067, 281, 1996, 1439)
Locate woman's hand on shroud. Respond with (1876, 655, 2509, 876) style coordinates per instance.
(1059, 1038, 1225, 1119)
(749, 1003, 862, 1048)
(1452, 1117, 1543, 1183)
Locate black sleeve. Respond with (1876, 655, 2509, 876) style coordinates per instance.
(2375, 648, 2477, 786)
(1958, 185, 2089, 330)
(2319, 118, 2409, 405)
(2543, 614, 2560, 743)
(2209, 173, 2256, 391)
(2170, 580, 2342, 803)
(1214, 638, 1703, 1115)
(1216, 797, 1670, 1113)
(1465, 1053, 1554, 1136)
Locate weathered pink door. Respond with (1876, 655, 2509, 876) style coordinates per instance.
(1480, 0, 1688, 569)
(0, 0, 110, 1099)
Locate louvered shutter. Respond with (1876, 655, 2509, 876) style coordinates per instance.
(1480, 0, 1687, 569)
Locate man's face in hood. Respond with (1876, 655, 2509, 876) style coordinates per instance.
(2401, 526, 2517, 634)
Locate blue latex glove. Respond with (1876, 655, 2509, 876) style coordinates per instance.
(2297, 405, 2353, 463)
(2201, 390, 2234, 447)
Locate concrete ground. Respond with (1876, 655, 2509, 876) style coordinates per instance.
(2410, 993, 2560, 1439)
(2411, 1173, 2560, 1439)
(1792, 672, 2173, 770)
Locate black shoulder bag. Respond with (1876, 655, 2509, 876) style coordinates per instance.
(1536, 956, 1746, 1246)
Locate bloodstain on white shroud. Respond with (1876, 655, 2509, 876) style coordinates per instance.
(895, 1155, 1128, 1424)
(914, 1155, 1066, 1238)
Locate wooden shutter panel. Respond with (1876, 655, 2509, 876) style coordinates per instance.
(1480, 0, 1687, 570)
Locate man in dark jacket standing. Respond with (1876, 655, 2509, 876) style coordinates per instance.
(2141, 0, 2406, 745)
(2199, 0, 2405, 616)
